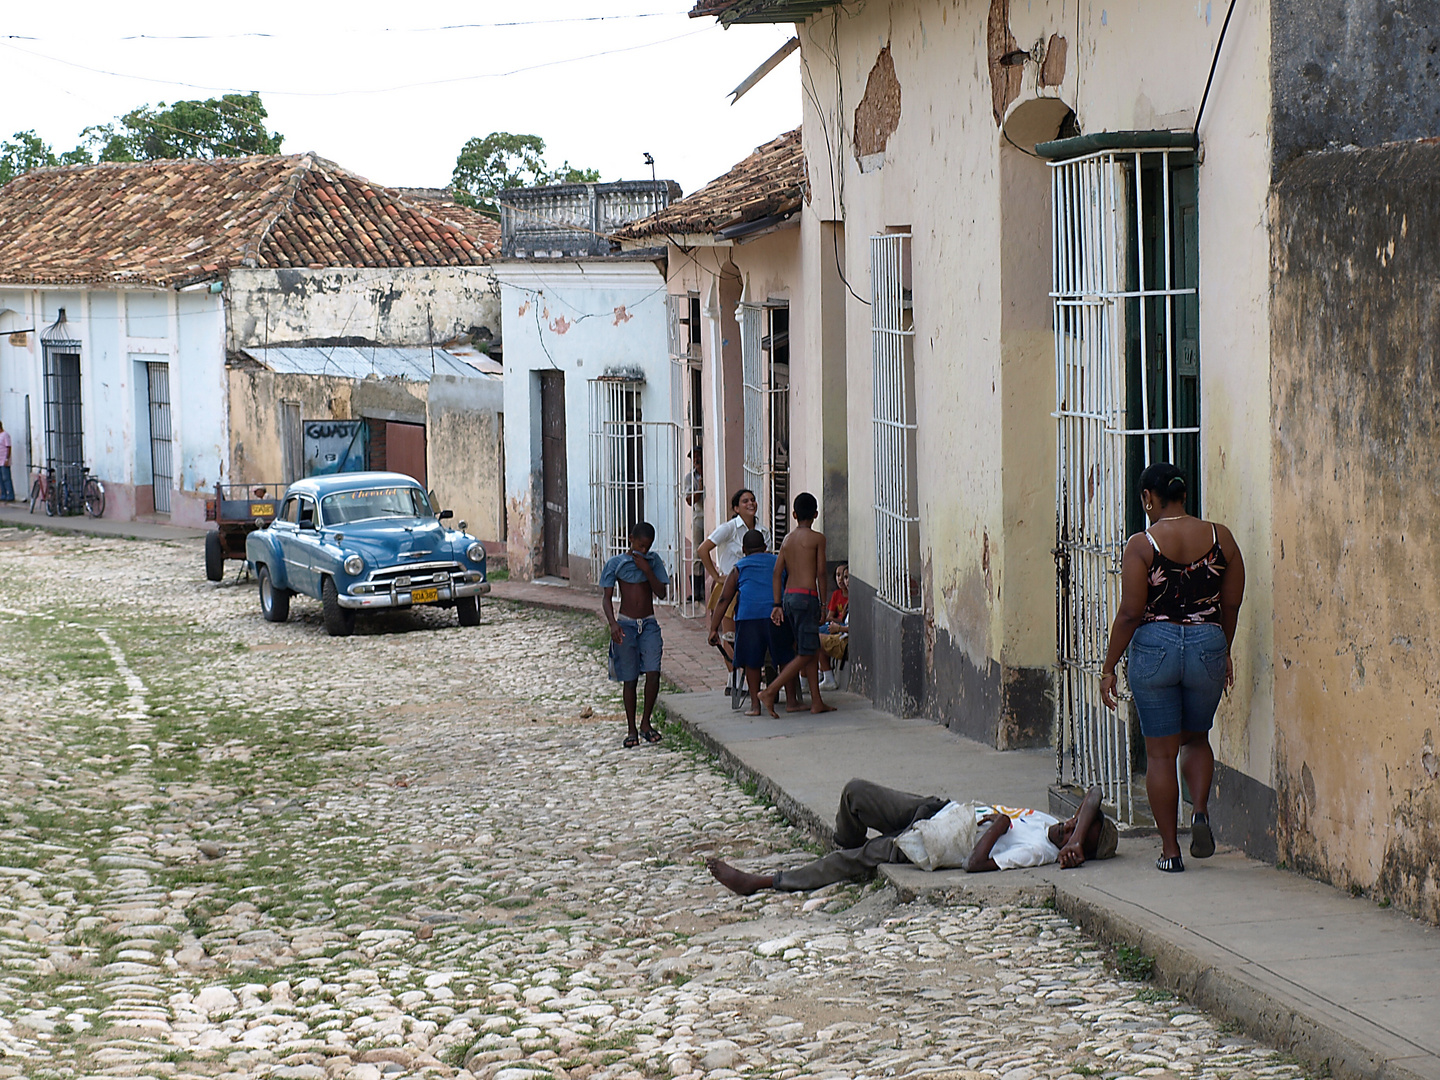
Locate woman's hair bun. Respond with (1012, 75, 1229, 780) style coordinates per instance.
(1139, 462, 1188, 504)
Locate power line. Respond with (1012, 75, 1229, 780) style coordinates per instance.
(0, 27, 714, 99)
(2, 12, 686, 42)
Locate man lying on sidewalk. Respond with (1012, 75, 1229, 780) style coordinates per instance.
(708, 779, 1118, 894)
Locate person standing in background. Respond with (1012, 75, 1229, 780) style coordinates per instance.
(0, 421, 13, 503)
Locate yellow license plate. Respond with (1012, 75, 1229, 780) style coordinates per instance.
(250, 502, 275, 517)
(410, 587, 439, 604)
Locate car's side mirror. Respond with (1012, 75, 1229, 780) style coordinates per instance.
(439, 509, 454, 520)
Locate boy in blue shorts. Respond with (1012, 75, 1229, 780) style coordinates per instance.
(600, 522, 670, 747)
(707, 529, 799, 714)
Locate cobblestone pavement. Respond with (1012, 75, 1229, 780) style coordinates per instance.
(0, 528, 1310, 1080)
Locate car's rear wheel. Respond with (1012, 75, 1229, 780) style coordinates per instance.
(205, 531, 225, 582)
(322, 576, 355, 637)
(456, 594, 480, 626)
(259, 564, 290, 622)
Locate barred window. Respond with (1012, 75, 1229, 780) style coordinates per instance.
(870, 232, 920, 612)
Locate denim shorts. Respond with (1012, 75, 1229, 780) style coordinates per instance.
(1126, 621, 1228, 739)
(782, 592, 822, 655)
(609, 616, 663, 682)
(732, 618, 795, 671)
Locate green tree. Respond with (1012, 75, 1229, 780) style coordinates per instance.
(0, 94, 285, 187)
(0, 131, 60, 185)
(451, 132, 601, 218)
(83, 92, 283, 162)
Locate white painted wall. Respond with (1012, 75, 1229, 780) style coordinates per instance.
(0, 285, 228, 525)
(496, 261, 672, 584)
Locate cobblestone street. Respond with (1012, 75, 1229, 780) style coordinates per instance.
(0, 529, 1310, 1080)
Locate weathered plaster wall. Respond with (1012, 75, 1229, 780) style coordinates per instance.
(1271, 0, 1440, 171)
(227, 369, 357, 483)
(1270, 139, 1440, 924)
(496, 261, 670, 584)
(801, 0, 1274, 760)
(0, 286, 227, 525)
(226, 267, 500, 351)
(427, 373, 505, 544)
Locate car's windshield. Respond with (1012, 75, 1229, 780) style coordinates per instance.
(321, 486, 432, 525)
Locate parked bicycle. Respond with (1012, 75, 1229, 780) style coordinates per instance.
(29, 465, 105, 518)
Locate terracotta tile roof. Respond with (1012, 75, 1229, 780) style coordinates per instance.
(615, 128, 804, 241)
(391, 187, 502, 253)
(0, 153, 496, 288)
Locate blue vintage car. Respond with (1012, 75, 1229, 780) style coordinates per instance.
(245, 472, 490, 636)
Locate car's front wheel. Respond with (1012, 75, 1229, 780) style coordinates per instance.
(259, 564, 290, 623)
(322, 576, 355, 637)
(456, 594, 480, 627)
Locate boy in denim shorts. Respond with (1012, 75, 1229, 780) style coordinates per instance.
(600, 522, 670, 747)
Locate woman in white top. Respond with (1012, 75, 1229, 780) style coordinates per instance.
(697, 488, 765, 626)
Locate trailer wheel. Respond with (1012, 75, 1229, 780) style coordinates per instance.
(259, 564, 290, 623)
(205, 531, 225, 582)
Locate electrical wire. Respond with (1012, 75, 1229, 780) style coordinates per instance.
(0, 26, 714, 99)
(1194, 0, 1240, 136)
(2, 12, 686, 42)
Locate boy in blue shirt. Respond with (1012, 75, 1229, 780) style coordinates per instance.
(706, 529, 798, 715)
(600, 522, 670, 747)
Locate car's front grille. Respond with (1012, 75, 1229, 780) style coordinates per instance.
(368, 561, 465, 587)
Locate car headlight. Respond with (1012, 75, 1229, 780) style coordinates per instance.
(343, 554, 364, 576)
(466, 542, 485, 563)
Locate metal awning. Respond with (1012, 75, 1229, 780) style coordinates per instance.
(241, 346, 481, 382)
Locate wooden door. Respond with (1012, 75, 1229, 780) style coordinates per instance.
(539, 372, 568, 578)
(385, 421, 427, 486)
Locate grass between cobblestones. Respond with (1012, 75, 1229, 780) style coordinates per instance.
(0, 528, 1319, 1080)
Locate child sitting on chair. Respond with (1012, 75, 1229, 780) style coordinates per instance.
(708, 529, 798, 715)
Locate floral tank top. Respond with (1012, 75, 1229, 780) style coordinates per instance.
(1142, 524, 1227, 625)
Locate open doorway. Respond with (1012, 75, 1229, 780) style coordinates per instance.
(539, 371, 569, 579)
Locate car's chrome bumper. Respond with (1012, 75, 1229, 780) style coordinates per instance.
(338, 575, 491, 609)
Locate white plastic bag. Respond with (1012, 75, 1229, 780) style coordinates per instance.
(894, 801, 980, 871)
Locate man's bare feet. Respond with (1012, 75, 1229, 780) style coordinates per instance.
(745, 705, 761, 716)
(757, 688, 779, 718)
(810, 700, 836, 713)
(786, 698, 808, 713)
(707, 858, 773, 896)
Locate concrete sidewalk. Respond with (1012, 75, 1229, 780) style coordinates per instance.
(661, 688, 1440, 1080)
(0, 501, 209, 542)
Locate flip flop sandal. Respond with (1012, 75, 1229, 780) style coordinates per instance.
(1156, 854, 1185, 873)
(622, 733, 640, 749)
(1190, 814, 1216, 859)
(640, 728, 663, 744)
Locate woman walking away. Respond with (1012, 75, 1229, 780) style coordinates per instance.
(1099, 463, 1245, 873)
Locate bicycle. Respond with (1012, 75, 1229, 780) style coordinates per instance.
(30, 465, 105, 517)
(82, 469, 106, 518)
(28, 467, 54, 516)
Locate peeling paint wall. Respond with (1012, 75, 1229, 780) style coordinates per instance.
(427, 374, 505, 544)
(1270, 140, 1440, 923)
(226, 267, 500, 352)
(798, 0, 1274, 762)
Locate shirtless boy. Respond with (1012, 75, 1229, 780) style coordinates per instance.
(600, 522, 670, 747)
(760, 492, 834, 716)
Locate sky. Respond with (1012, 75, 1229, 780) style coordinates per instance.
(0, 0, 801, 196)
